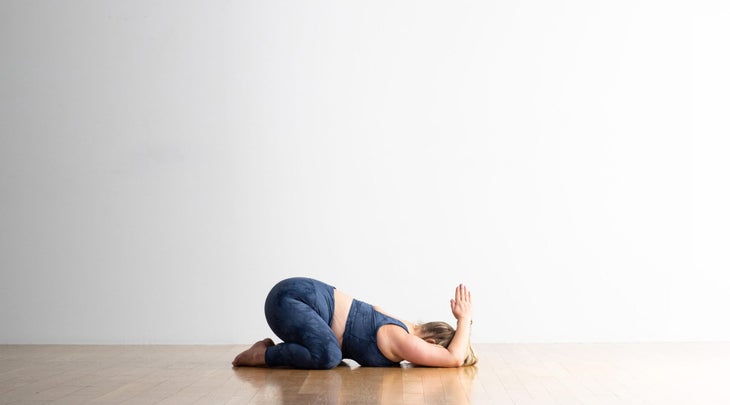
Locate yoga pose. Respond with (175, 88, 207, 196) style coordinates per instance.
(232, 277, 477, 369)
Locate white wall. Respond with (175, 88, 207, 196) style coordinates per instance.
(1, 0, 729, 344)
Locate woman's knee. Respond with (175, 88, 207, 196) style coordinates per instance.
(314, 349, 342, 369)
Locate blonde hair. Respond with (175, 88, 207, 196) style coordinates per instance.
(419, 321, 478, 366)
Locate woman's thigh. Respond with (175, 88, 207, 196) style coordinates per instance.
(264, 277, 337, 344)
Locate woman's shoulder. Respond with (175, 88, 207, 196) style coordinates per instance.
(373, 305, 415, 333)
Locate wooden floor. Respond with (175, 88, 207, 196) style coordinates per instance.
(1, 343, 729, 404)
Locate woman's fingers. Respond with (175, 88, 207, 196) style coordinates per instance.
(454, 284, 471, 303)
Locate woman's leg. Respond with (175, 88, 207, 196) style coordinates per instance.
(264, 278, 342, 369)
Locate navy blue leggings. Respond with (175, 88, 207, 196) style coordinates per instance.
(264, 278, 342, 369)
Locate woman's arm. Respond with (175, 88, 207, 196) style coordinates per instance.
(382, 284, 473, 367)
(445, 284, 473, 363)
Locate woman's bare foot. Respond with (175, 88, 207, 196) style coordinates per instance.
(232, 338, 275, 367)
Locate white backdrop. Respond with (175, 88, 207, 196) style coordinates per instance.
(1, 0, 729, 344)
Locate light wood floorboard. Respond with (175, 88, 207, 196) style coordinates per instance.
(1, 343, 729, 404)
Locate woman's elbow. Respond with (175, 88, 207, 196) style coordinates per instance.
(443, 356, 463, 368)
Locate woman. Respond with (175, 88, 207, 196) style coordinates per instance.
(232, 277, 477, 369)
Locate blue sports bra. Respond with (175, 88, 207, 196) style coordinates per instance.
(341, 299, 408, 367)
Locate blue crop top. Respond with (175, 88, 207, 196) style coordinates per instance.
(341, 299, 409, 367)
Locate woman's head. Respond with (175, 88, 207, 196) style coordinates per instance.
(418, 321, 478, 366)
(418, 322, 455, 347)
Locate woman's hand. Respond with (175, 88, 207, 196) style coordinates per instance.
(450, 284, 473, 323)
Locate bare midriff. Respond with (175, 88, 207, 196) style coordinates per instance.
(331, 289, 353, 347)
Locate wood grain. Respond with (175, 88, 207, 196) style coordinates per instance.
(1, 343, 728, 404)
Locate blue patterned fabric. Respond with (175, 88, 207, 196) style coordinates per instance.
(263, 277, 408, 368)
(342, 299, 408, 367)
(263, 277, 341, 369)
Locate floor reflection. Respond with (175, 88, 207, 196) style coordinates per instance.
(233, 361, 479, 404)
